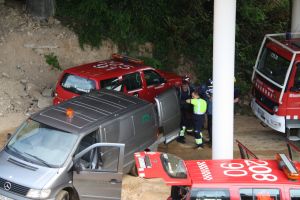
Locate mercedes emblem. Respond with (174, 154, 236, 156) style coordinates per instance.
(3, 182, 11, 191)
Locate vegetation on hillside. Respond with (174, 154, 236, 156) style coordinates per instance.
(56, 0, 289, 94)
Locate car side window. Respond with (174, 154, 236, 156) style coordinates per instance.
(190, 188, 230, 200)
(123, 72, 142, 91)
(100, 77, 121, 91)
(240, 188, 280, 200)
(144, 70, 163, 86)
(76, 131, 98, 170)
(290, 189, 300, 200)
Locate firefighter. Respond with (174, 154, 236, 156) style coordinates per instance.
(186, 90, 207, 149)
(176, 80, 194, 144)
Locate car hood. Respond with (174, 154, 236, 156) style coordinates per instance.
(0, 150, 60, 190)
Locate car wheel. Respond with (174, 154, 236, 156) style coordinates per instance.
(56, 190, 69, 200)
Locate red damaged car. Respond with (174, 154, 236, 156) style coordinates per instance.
(53, 54, 182, 104)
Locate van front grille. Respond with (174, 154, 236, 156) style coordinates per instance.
(0, 177, 30, 196)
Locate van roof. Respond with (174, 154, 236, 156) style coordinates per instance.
(31, 89, 150, 134)
(64, 59, 152, 80)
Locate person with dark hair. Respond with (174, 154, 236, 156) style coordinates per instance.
(176, 81, 194, 144)
(186, 90, 207, 149)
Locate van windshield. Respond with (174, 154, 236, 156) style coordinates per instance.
(6, 119, 78, 167)
(257, 47, 291, 86)
(61, 73, 96, 94)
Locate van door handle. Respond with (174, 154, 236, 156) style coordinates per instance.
(110, 179, 120, 184)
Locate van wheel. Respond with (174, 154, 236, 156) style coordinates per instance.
(130, 163, 138, 177)
(56, 190, 69, 200)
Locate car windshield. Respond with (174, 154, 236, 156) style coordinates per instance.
(61, 73, 96, 94)
(6, 119, 78, 167)
(160, 153, 187, 178)
(257, 46, 291, 86)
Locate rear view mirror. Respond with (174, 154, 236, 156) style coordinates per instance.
(6, 133, 11, 141)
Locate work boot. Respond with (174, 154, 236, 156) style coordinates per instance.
(194, 144, 204, 150)
(176, 136, 186, 144)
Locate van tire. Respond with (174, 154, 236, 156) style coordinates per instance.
(56, 190, 69, 200)
(130, 163, 138, 177)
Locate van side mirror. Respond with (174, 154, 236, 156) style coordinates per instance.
(6, 133, 11, 141)
(73, 161, 82, 174)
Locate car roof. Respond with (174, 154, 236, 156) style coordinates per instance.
(31, 89, 150, 134)
(185, 159, 298, 186)
(64, 59, 153, 80)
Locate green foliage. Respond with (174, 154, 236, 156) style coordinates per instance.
(56, 0, 290, 94)
(44, 53, 62, 70)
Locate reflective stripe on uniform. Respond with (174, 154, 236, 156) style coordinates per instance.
(195, 132, 203, 145)
(191, 98, 207, 115)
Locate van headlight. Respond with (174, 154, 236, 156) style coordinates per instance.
(26, 189, 51, 199)
(273, 106, 279, 113)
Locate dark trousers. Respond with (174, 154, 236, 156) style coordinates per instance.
(207, 114, 212, 143)
(193, 114, 204, 133)
(180, 104, 193, 129)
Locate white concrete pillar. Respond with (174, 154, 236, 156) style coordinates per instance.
(292, 0, 300, 32)
(212, 0, 236, 159)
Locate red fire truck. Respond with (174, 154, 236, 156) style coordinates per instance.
(251, 33, 300, 138)
(53, 54, 182, 105)
(134, 140, 300, 200)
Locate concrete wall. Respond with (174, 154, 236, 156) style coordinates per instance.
(26, 0, 55, 19)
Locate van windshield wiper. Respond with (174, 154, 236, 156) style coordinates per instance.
(23, 152, 51, 167)
(7, 146, 31, 162)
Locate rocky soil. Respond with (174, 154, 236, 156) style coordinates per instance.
(0, 1, 118, 117)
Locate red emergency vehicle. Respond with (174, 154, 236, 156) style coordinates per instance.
(134, 142, 300, 199)
(251, 33, 300, 138)
(53, 54, 182, 104)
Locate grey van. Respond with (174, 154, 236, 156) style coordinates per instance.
(0, 88, 180, 200)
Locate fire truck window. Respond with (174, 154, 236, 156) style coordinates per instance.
(293, 64, 300, 89)
(290, 189, 300, 200)
(239, 188, 280, 200)
(123, 72, 142, 91)
(190, 188, 230, 200)
(144, 70, 163, 86)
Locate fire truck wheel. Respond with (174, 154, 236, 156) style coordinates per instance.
(130, 163, 138, 177)
(171, 186, 182, 199)
(56, 190, 69, 200)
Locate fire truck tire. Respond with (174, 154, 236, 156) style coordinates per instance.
(171, 186, 182, 199)
(56, 190, 69, 200)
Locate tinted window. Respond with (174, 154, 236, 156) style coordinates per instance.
(100, 77, 122, 91)
(290, 189, 300, 200)
(240, 188, 280, 200)
(144, 70, 163, 86)
(190, 188, 230, 200)
(61, 73, 96, 94)
(123, 72, 142, 91)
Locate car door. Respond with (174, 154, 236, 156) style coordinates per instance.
(143, 69, 167, 101)
(73, 143, 125, 200)
(155, 88, 181, 143)
(122, 72, 147, 99)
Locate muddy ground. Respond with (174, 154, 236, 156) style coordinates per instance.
(0, 114, 288, 200)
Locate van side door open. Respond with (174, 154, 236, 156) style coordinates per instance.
(73, 143, 125, 200)
(155, 88, 181, 143)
